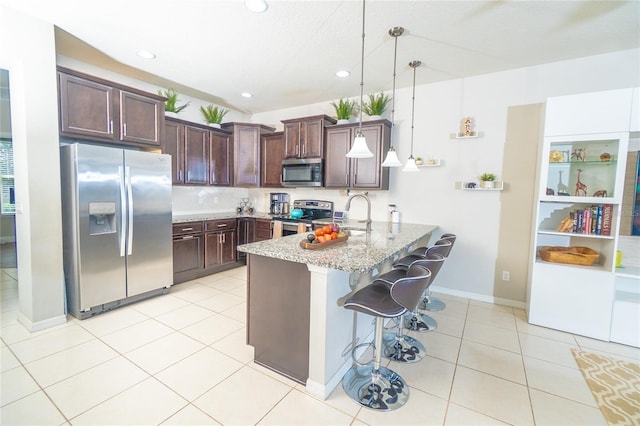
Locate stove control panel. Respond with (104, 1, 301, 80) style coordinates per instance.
(292, 200, 333, 211)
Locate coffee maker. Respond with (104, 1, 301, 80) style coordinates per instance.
(269, 192, 290, 215)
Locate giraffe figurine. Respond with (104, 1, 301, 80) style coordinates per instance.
(575, 169, 587, 196)
(557, 171, 569, 195)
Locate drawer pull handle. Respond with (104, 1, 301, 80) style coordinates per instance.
(181, 227, 193, 231)
(217, 224, 227, 228)
(182, 235, 194, 240)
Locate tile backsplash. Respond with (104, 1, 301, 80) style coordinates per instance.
(172, 186, 250, 215)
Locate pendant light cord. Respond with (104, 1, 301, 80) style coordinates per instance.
(390, 34, 398, 146)
(409, 61, 419, 158)
(358, 0, 365, 134)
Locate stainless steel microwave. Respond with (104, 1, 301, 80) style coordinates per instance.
(281, 158, 323, 187)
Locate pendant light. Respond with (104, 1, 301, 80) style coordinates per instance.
(403, 60, 421, 172)
(381, 26, 404, 168)
(346, 0, 374, 159)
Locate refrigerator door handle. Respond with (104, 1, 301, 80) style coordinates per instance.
(118, 166, 127, 257)
(125, 166, 134, 256)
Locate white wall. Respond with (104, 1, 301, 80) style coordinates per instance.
(0, 6, 66, 330)
(252, 49, 640, 306)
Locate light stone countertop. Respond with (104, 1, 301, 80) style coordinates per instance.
(237, 221, 438, 273)
(172, 211, 272, 223)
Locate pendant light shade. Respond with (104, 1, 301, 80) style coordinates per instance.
(382, 26, 404, 168)
(403, 60, 421, 172)
(403, 156, 419, 172)
(347, 131, 374, 158)
(381, 146, 402, 167)
(346, 0, 374, 159)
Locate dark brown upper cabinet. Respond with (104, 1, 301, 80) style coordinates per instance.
(209, 132, 232, 186)
(222, 122, 276, 187)
(57, 67, 164, 147)
(324, 120, 391, 189)
(261, 132, 285, 187)
(162, 118, 232, 186)
(281, 115, 336, 159)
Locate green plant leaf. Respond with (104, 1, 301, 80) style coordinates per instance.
(330, 98, 358, 120)
(200, 104, 229, 124)
(158, 88, 190, 113)
(479, 173, 496, 181)
(362, 92, 390, 116)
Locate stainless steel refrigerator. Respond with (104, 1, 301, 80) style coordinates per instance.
(60, 143, 173, 319)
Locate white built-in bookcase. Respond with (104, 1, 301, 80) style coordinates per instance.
(527, 88, 639, 345)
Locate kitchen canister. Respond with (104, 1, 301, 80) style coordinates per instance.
(391, 210, 401, 223)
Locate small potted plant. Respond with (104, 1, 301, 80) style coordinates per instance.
(330, 98, 358, 124)
(479, 172, 497, 188)
(415, 156, 424, 165)
(200, 105, 229, 128)
(362, 92, 391, 119)
(157, 88, 189, 117)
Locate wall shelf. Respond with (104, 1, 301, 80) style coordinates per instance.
(416, 159, 441, 167)
(450, 132, 481, 139)
(456, 181, 504, 191)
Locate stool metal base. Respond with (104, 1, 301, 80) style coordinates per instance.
(382, 332, 426, 363)
(404, 311, 437, 332)
(342, 364, 409, 411)
(419, 295, 446, 311)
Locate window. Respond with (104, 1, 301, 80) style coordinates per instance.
(0, 140, 14, 214)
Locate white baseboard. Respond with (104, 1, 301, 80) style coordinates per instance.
(430, 285, 526, 310)
(17, 312, 67, 332)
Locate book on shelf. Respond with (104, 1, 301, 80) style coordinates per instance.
(601, 204, 613, 236)
(560, 204, 613, 236)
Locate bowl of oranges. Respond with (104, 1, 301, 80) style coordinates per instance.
(300, 223, 348, 249)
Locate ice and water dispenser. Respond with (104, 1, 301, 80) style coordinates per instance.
(88, 202, 116, 235)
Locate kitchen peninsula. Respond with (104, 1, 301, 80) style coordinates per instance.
(237, 221, 438, 400)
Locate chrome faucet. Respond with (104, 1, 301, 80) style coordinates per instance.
(344, 191, 372, 234)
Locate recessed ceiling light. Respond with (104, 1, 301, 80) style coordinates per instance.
(336, 70, 350, 78)
(245, 0, 268, 13)
(136, 50, 156, 59)
(241, 92, 253, 98)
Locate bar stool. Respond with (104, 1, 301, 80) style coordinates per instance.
(394, 238, 452, 270)
(342, 265, 431, 411)
(378, 254, 444, 362)
(420, 233, 456, 311)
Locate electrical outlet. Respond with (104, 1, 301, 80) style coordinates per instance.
(502, 271, 510, 281)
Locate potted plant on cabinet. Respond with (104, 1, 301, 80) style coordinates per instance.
(362, 92, 390, 119)
(479, 172, 497, 188)
(200, 105, 229, 128)
(330, 98, 358, 124)
(157, 88, 190, 117)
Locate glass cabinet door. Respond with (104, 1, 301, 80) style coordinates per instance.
(541, 133, 629, 204)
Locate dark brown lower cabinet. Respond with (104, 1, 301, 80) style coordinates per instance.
(255, 219, 272, 241)
(204, 219, 237, 269)
(172, 222, 204, 284)
(205, 230, 236, 268)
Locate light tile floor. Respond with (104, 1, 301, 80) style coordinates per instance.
(2, 266, 639, 425)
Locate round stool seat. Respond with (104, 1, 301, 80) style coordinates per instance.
(343, 281, 406, 319)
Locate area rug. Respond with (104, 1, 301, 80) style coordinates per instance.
(572, 349, 640, 425)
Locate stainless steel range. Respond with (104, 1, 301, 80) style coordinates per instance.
(271, 199, 333, 236)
